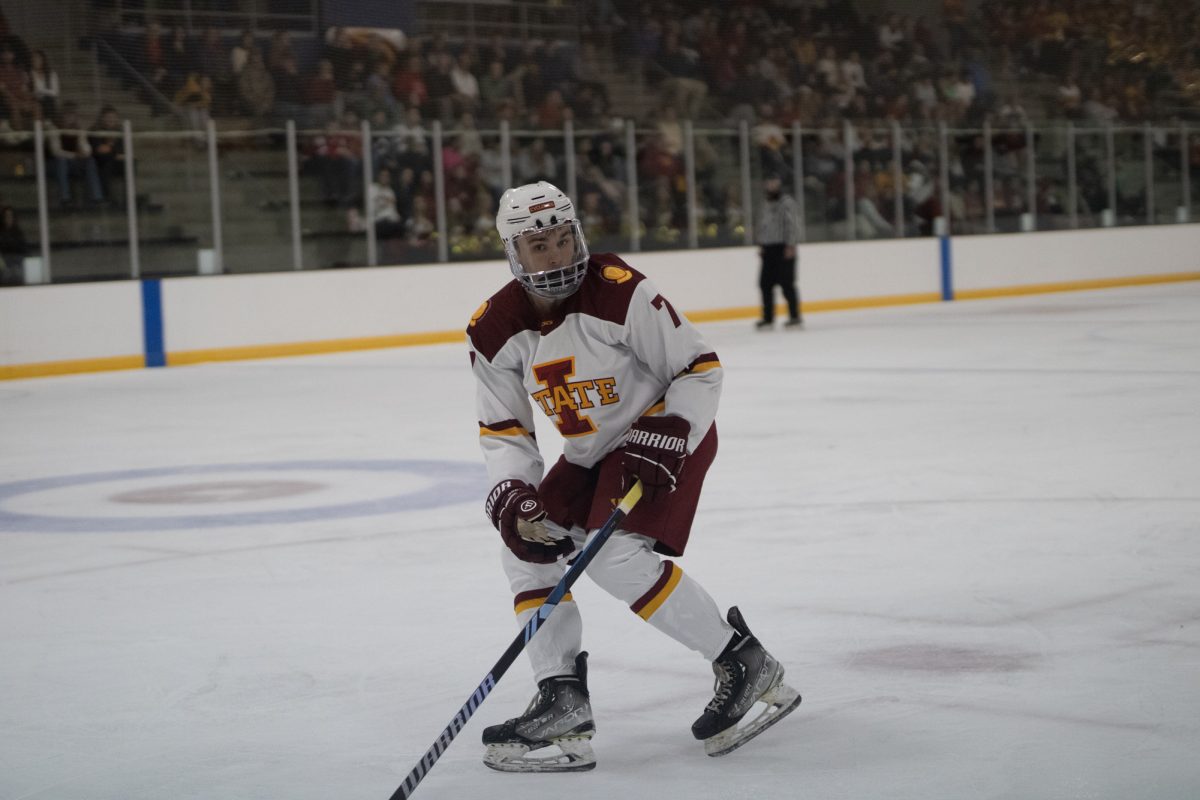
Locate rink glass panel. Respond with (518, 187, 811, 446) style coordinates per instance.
(297, 124, 367, 269)
(989, 127, 1035, 235)
(43, 128, 135, 283)
(693, 128, 744, 248)
(1149, 128, 1185, 225)
(217, 130, 294, 274)
(1112, 128, 1149, 226)
(571, 125, 633, 256)
(135, 131, 217, 278)
(1071, 129, 1111, 230)
(794, 128, 840, 243)
(633, 127, 687, 251)
(5, 120, 1199, 287)
(1032, 126, 1071, 231)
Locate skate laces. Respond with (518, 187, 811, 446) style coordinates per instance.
(705, 660, 735, 713)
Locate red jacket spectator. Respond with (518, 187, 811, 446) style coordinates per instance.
(392, 56, 428, 109)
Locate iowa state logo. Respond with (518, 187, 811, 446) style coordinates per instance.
(530, 357, 620, 436)
(469, 301, 490, 327)
(601, 265, 633, 284)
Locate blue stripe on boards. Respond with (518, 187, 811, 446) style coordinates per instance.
(141, 279, 166, 367)
(939, 235, 954, 301)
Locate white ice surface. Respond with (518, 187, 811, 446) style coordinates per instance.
(2, 283, 1199, 800)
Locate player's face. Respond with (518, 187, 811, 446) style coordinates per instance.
(514, 224, 578, 274)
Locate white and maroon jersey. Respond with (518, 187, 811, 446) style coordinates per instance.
(467, 254, 723, 488)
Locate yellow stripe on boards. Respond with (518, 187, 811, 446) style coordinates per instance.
(682, 292, 944, 325)
(167, 330, 467, 366)
(0, 355, 144, 381)
(514, 593, 573, 615)
(955, 272, 1200, 301)
(636, 565, 683, 621)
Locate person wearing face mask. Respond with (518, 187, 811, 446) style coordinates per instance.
(754, 174, 802, 330)
(465, 181, 801, 774)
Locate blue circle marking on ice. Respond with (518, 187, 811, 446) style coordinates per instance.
(0, 459, 487, 533)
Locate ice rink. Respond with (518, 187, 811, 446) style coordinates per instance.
(2, 282, 1199, 800)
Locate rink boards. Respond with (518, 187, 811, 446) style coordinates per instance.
(2, 224, 1199, 379)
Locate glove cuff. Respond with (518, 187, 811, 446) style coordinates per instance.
(485, 479, 531, 530)
(628, 415, 691, 455)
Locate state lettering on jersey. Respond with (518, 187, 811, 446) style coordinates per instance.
(531, 357, 620, 437)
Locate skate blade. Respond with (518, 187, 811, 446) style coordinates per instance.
(703, 678, 802, 757)
(483, 735, 597, 773)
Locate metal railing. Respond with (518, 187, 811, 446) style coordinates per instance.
(112, 1, 319, 33)
(5, 117, 1196, 287)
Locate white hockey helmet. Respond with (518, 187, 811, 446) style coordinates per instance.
(496, 181, 590, 299)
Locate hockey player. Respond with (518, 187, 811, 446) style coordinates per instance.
(468, 181, 801, 773)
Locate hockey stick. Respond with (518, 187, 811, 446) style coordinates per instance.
(388, 480, 644, 800)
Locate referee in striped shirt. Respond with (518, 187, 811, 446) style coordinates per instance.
(755, 174, 803, 330)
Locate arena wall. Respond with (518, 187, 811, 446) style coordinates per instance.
(3, 224, 1199, 379)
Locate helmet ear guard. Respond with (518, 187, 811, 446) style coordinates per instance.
(496, 182, 590, 299)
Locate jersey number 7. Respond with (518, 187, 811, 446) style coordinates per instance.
(651, 294, 682, 328)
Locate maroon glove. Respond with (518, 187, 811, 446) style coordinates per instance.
(621, 415, 691, 503)
(485, 479, 575, 564)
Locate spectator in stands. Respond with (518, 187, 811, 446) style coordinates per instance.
(142, 21, 168, 97)
(841, 51, 867, 94)
(515, 136, 556, 184)
(478, 59, 516, 120)
(752, 104, 787, 176)
(390, 106, 430, 174)
(449, 51, 480, 116)
(238, 46, 274, 118)
(366, 60, 397, 116)
(534, 88, 567, 130)
(311, 113, 362, 207)
(164, 25, 194, 96)
(48, 102, 105, 208)
(0, 205, 26, 285)
(654, 31, 707, 118)
(271, 54, 304, 125)
(230, 31, 256, 80)
(878, 14, 905, 53)
(406, 194, 435, 248)
(198, 28, 232, 116)
(267, 32, 295, 75)
(815, 45, 841, 92)
(304, 58, 338, 126)
(340, 59, 370, 116)
(174, 71, 212, 131)
(515, 47, 545, 111)
(1082, 89, 1118, 124)
(392, 55, 428, 113)
(0, 44, 35, 129)
(369, 166, 405, 243)
(89, 105, 124, 203)
(455, 111, 483, 159)
(856, 181, 895, 238)
(323, 28, 360, 89)
(425, 51, 455, 122)
(29, 50, 58, 120)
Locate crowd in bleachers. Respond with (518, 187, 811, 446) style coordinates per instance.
(6, 0, 1200, 273)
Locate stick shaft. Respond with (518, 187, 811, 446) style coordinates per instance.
(389, 481, 643, 800)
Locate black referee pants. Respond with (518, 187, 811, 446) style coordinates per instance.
(759, 243, 800, 323)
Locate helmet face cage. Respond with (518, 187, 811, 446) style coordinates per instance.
(504, 219, 590, 299)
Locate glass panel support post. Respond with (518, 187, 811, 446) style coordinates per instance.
(286, 119, 303, 270)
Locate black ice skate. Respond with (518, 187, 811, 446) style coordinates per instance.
(691, 607, 802, 757)
(482, 651, 596, 773)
